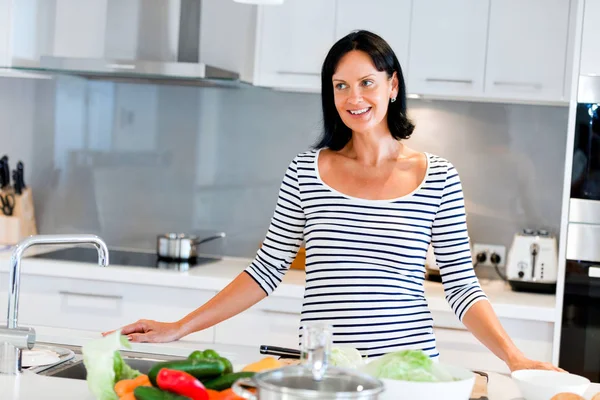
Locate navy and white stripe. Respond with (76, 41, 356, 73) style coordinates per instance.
(245, 149, 487, 359)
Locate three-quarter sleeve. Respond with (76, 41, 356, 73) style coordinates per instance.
(431, 162, 488, 321)
(244, 156, 306, 295)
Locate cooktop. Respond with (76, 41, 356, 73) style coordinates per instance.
(30, 247, 219, 271)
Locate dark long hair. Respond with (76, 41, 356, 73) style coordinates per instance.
(314, 30, 415, 151)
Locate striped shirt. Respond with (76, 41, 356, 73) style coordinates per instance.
(245, 149, 487, 359)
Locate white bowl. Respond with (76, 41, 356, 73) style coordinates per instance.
(378, 363, 475, 400)
(511, 369, 590, 400)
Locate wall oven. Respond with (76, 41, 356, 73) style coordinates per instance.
(559, 76, 600, 381)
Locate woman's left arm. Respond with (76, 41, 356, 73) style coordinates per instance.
(462, 300, 563, 372)
(432, 161, 562, 372)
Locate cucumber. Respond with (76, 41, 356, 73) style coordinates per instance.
(203, 372, 256, 391)
(148, 358, 226, 386)
(134, 386, 190, 400)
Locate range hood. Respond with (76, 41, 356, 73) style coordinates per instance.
(10, 0, 240, 87)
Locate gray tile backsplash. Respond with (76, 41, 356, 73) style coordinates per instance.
(0, 76, 569, 270)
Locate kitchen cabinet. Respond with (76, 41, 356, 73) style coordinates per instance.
(214, 296, 302, 349)
(0, 0, 12, 67)
(580, 0, 600, 77)
(432, 310, 554, 374)
(334, 0, 412, 71)
(0, 273, 216, 343)
(407, 0, 489, 97)
(252, 0, 336, 91)
(484, 0, 571, 103)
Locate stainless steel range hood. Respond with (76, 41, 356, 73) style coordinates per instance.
(10, 0, 240, 87)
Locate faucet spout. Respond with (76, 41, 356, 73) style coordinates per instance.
(1, 234, 109, 375)
(7, 234, 109, 330)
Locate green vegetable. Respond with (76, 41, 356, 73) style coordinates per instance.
(360, 350, 454, 382)
(148, 358, 226, 386)
(201, 349, 220, 359)
(218, 357, 233, 374)
(133, 386, 191, 400)
(203, 372, 256, 391)
(329, 347, 365, 369)
(82, 331, 141, 400)
(187, 351, 204, 362)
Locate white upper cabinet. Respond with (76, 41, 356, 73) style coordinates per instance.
(580, 0, 600, 77)
(254, 0, 336, 90)
(334, 0, 412, 71)
(407, 0, 489, 97)
(0, 0, 12, 67)
(484, 0, 571, 103)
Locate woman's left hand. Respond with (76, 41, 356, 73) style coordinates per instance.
(507, 355, 566, 373)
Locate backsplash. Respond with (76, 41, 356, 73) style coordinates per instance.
(0, 76, 569, 270)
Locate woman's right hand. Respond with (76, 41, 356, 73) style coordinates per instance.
(102, 319, 184, 343)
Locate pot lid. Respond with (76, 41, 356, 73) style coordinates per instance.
(255, 365, 384, 398)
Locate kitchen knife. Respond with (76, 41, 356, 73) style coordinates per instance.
(1, 156, 10, 189)
(16, 161, 25, 189)
(12, 170, 22, 195)
(0, 159, 5, 189)
(259, 345, 301, 359)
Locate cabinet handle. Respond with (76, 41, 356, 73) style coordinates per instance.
(493, 81, 542, 89)
(588, 266, 600, 278)
(261, 308, 300, 316)
(276, 70, 320, 76)
(106, 63, 136, 70)
(59, 291, 123, 300)
(425, 78, 473, 84)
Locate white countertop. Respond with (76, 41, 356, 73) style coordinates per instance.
(0, 246, 557, 322)
(2, 362, 600, 400)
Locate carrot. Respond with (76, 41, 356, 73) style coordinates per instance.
(119, 392, 137, 400)
(114, 374, 152, 397)
(219, 388, 249, 400)
(205, 389, 222, 399)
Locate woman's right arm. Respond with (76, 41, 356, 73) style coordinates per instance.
(114, 271, 267, 343)
(105, 155, 306, 342)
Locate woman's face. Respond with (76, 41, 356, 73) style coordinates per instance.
(332, 50, 398, 135)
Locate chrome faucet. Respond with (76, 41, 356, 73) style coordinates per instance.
(0, 234, 109, 375)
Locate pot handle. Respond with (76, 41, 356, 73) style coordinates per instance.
(191, 232, 226, 247)
(231, 377, 258, 400)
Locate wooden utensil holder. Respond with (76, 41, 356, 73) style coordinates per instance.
(0, 188, 38, 245)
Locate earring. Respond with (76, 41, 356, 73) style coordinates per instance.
(390, 97, 397, 103)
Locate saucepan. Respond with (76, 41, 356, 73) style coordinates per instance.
(156, 232, 226, 260)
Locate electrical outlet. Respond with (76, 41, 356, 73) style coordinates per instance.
(472, 243, 506, 267)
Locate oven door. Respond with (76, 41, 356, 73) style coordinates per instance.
(560, 220, 600, 381)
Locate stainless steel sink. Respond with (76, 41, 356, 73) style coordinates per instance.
(37, 347, 185, 381)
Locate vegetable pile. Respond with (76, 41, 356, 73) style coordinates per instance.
(82, 332, 262, 400)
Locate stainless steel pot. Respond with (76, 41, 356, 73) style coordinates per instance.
(156, 232, 225, 260)
(232, 365, 384, 400)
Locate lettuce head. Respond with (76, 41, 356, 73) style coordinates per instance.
(82, 331, 141, 400)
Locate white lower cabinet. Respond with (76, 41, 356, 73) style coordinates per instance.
(434, 314, 554, 373)
(214, 295, 302, 349)
(0, 273, 216, 343)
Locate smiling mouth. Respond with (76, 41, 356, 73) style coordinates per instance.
(347, 107, 371, 116)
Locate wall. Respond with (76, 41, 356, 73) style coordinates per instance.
(0, 76, 569, 273)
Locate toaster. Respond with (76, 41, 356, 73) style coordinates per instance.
(506, 229, 558, 294)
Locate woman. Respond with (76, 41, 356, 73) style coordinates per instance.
(107, 30, 560, 372)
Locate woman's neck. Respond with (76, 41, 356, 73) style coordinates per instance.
(343, 129, 404, 167)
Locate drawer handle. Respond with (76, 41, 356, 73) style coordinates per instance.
(261, 308, 300, 316)
(425, 78, 473, 84)
(276, 70, 320, 76)
(59, 291, 123, 300)
(588, 266, 600, 278)
(493, 81, 542, 89)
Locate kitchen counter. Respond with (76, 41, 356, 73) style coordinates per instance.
(0, 247, 557, 322)
(2, 364, 600, 400)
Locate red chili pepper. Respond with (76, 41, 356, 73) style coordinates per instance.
(156, 368, 209, 400)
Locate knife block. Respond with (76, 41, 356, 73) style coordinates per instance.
(0, 188, 38, 245)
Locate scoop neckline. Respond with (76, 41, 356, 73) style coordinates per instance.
(313, 148, 431, 204)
